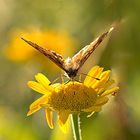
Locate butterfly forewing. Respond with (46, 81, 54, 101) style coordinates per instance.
(71, 27, 114, 70)
(21, 38, 66, 71)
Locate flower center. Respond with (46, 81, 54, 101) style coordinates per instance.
(49, 82, 97, 112)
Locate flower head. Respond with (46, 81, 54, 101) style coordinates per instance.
(27, 66, 119, 131)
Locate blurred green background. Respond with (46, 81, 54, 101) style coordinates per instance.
(0, 0, 140, 140)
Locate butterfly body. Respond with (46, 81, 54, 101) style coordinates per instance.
(56, 57, 77, 79)
(21, 27, 114, 80)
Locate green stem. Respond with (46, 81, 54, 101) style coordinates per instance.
(71, 114, 82, 140)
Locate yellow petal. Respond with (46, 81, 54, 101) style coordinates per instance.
(27, 81, 51, 94)
(35, 73, 51, 88)
(58, 111, 70, 124)
(101, 86, 119, 97)
(87, 111, 95, 118)
(100, 70, 111, 79)
(94, 96, 109, 106)
(84, 66, 99, 85)
(84, 96, 110, 114)
(35, 73, 54, 92)
(92, 70, 111, 89)
(27, 95, 48, 116)
(27, 106, 40, 116)
(45, 109, 53, 129)
(83, 106, 101, 112)
(58, 119, 69, 133)
(58, 111, 70, 133)
(51, 83, 61, 88)
(97, 80, 115, 94)
(84, 66, 104, 87)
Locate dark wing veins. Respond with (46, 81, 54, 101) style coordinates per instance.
(71, 27, 114, 70)
(21, 38, 67, 71)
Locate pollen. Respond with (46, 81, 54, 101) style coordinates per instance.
(49, 82, 97, 112)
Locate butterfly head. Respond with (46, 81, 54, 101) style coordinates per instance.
(65, 68, 78, 80)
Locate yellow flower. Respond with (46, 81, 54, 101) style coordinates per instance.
(27, 66, 119, 132)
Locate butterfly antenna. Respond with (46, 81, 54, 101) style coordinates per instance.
(80, 73, 100, 80)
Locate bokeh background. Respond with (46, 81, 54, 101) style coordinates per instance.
(0, 0, 140, 140)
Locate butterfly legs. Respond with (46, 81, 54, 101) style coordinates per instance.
(49, 76, 60, 85)
(49, 73, 69, 85)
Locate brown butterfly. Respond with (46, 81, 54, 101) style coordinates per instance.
(21, 27, 114, 80)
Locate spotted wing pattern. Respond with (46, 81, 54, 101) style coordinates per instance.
(21, 38, 66, 71)
(71, 27, 114, 70)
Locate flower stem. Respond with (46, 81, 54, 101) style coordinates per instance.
(71, 114, 82, 140)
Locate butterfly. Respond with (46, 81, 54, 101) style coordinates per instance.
(21, 27, 114, 80)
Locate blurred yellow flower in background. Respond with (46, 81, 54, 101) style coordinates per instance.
(27, 65, 119, 132)
(5, 27, 75, 65)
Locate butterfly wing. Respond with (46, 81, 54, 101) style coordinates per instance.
(71, 27, 114, 70)
(21, 38, 67, 71)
